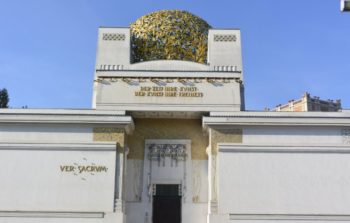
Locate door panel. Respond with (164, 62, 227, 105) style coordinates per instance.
(153, 184, 181, 223)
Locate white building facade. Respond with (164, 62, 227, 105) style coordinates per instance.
(1, 10, 350, 223)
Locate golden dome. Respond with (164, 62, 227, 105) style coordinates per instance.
(130, 10, 211, 64)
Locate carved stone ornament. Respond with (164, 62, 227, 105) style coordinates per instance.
(148, 144, 187, 166)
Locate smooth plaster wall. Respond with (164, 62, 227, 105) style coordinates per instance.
(0, 124, 127, 145)
(0, 149, 116, 212)
(243, 126, 345, 145)
(0, 124, 93, 143)
(218, 147, 350, 215)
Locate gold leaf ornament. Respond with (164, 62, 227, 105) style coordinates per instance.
(130, 10, 211, 64)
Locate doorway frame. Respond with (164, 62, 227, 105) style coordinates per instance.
(144, 139, 192, 223)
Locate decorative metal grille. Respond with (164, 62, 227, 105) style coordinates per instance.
(214, 34, 237, 42)
(102, 33, 126, 41)
(148, 144, 187, 166)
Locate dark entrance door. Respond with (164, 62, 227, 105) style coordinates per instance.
(153, 184, 181, 223)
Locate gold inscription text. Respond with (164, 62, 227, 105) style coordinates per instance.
(134, 85, 203, 97)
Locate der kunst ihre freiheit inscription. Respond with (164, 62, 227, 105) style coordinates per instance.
(134, 86, 204, 97)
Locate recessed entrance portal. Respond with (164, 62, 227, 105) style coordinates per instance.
(152, 184, 181, 223)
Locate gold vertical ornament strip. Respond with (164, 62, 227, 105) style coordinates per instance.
(210, 128, 243, 155)
(93, 127, 125, 153)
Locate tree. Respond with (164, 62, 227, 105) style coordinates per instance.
(0, 88, 9, 108)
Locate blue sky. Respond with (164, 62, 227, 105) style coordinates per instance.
(0, 0, 349, 110)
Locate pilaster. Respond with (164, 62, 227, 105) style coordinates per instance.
(207, 127, 243, 223)
(93, 127, 128, 219)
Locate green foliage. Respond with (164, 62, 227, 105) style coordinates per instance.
(0, 88, 9, 108)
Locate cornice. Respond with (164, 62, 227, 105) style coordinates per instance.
(0, 142, 117, 151)
(203, 112, 350, 128)
(0, 109, 134, 133)
(96, 70, 242, 78)
(219, 143, 350, 154)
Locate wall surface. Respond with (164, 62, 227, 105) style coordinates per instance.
(0, 113, 131, 223)
(243, 126, 345, 145)
(0, 124, 93, 143)
(219, 147, 350, 214)
(0, 148, 116, 212)
(214, 125, 350, 223)
(95, 75, 242, 112)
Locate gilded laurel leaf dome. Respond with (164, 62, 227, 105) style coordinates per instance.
(130, 10, 211, 64)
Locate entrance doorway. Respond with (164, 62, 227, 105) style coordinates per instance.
(152, 184, 181, 223)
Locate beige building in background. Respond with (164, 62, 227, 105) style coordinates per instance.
(1, 10, 350, 223)
(273, 92, 341, 112)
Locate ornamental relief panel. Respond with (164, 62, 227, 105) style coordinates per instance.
(148, 144, 187, 167)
